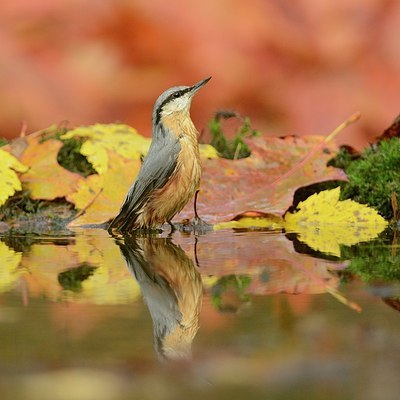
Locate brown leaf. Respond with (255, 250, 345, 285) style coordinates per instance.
(179, 135, 346, 223)
(377, 114, 400, 142)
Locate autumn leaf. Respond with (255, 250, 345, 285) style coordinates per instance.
(283, 187, 388, 257)
(0, 148, 28, 206)
(179, 135, 346, 223)
(214, 211, 284, 231)
(19, 137, 82, 200)
(199, 144, 219, 159)
(61, 124, 150, 174)
(67, 153, 141, 225)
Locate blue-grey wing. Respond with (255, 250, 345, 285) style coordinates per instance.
(118, 237, 181, 339)
(108, 129, 180, 231)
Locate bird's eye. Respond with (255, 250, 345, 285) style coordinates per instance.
(173, 92, 181, 98)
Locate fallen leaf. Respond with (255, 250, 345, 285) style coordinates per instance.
(283, 187, 388, 257)
(61, 124, 150, 174)
(0, 148, 28, 206)
(67, 152, 141, 225)
(214, 212, 284, 231)
(19, 137, 81, 200)
(180, 135, 346, 223)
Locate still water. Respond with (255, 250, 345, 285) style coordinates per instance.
(0, 228, 399, 400)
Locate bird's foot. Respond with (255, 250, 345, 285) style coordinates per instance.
(192, 216, 213, 235)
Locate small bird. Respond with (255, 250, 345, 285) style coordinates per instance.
(108, 76, 211, 232)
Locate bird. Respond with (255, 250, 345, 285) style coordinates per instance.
(118, 235, 203, 361)
(108, 77, 211, 233)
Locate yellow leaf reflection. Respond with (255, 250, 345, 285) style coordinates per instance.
(0, 241, 23, 292)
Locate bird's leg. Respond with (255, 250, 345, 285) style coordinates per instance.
(194, 190, 200, 220)
(193, 190, 212, 234)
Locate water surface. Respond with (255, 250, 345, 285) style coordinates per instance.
(0, 228, 399, 400)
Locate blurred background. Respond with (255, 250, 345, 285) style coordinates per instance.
(0, 0, 399, 148)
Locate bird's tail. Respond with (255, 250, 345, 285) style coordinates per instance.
(77, 221, 111, 229)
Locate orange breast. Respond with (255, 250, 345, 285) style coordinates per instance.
(137, 112, 202, 228)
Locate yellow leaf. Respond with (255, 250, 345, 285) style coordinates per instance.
(215, 213, 284, 231)
(199, 144, 219, 159)
(284, 187, 388, 256)
(67, 152, 141, 225)
(0, 149, 28, 206)
(0, 241, 23, 292)
(80, 140, 109, 175)
(61, 124, 150, 174)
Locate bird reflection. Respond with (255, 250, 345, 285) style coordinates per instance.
(117, 235, 202, 362)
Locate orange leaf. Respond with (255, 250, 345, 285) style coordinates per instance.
(179, 135, 346, 223)
(20, 137, 81, 200)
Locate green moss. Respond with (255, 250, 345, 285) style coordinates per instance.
(0, 191, 76, 234)
(334, 138, 400, 220)
(327, 147, 357, 170)
(209, 111, 259, 159)
(57, 137, 96, 177)
(0, 138, 8, 147)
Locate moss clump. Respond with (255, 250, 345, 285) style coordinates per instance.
(209, 111, 259, 159)
(327, 146, 358, 170)
(335, 137, 400, 220)
(0, 191, 76, 234)
(57, 137, 96, 177)
(0, 138, 8, 147)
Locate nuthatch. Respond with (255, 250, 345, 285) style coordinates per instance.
(108, 77, 211, 232)
(118, 236, 202, 361)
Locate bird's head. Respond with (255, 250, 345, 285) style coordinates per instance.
(153, 76, 211, 125)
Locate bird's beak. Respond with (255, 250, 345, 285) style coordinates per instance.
(190, 76, 211, 95)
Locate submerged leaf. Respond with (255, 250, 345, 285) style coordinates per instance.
(284, 187, 388, 256)
(0, 149, 28, 206)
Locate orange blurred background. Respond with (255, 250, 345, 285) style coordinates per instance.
(0, 0, 399, 149)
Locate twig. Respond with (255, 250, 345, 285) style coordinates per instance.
(266, 112, 361, 188)
(69, 188, 103, 222)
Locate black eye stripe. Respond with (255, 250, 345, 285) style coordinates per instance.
(155, 87, 192, 124)
(169, 87, 190, 101)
